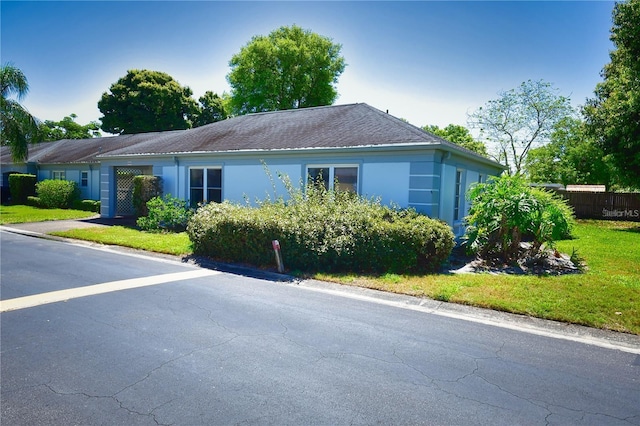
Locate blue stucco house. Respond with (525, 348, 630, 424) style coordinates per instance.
(1, 103, 504, 236)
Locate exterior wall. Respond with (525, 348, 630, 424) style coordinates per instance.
(98, 149, 503, 231)
(439, 153, 503, 236)
(362, 162, 410, 208)
(99, 159, 171, 217)
(29, 164, 101, 200)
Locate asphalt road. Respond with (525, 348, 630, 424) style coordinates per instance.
(1, 230, 639, 425)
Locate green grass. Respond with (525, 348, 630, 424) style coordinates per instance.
(51, 226, 192, 256)
(315, 220, 640, 335)
(9, 207, 640, 335)
(0, 204, 96, 224)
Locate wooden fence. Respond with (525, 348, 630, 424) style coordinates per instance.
(556, 191, 640, 221)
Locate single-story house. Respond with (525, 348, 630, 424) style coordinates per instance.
(1, 103, 504, 235)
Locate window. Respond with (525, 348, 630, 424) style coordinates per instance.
(454, 170, 463, 221)
(52, 171, 65, 180)
(478, 174, 483, 184)
(80, 171, 88, 187)
(189, 167, 222, 208)
(307, 165, 358, 193)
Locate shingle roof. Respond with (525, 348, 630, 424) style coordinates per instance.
(1, 103, 498, 165)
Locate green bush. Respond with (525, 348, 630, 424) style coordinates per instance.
(137, 194, 193, 232)
(72, 199, 101, 213)
(133, 175, 162, 217)
(8, 174, 36, 204)
(26, 196, 43, 208)
(36, 179, 81, 209)
(463, 173, 575, 262)
(187, 182, 454, 274)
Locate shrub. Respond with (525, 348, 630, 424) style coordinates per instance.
(463, 173, 575, 262)
(26, 196, 43, 208)
(8, 174, 36, 204)
(72, 199, 101, 213)
(137, 194, 193, 232)
(187, 181, 454, 274)
(133, 175, 162, 217)
(36, 179, 81, 209)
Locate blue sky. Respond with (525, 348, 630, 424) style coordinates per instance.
(2, 1, 615, 132)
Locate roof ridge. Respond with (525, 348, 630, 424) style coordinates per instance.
(235, 103, 362, 119)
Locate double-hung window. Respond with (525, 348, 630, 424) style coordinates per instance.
(80, 171, 89, 187)
(189, 167, 222, 208)
(52, 171, 65, 180)
(307, 165, 358, 193)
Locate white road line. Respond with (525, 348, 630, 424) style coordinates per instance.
(0, 269, 220, 313)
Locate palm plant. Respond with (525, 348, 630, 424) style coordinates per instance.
(1, 63, 42, 162)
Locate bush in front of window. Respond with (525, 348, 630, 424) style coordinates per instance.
(35, 179, 81, 209)
(187, 183, 455, 274)
(8, 173, 36, 204)
(137, 195, 193, 232)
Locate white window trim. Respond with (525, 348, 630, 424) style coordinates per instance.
(52, 170, 65, 180)
(188, 166, 222, 206)
(305, 164, 359, 193)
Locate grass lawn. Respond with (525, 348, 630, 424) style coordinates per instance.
(0, 204, 96, 224)
(51, 226, 192, 256)
(22, 210, 640, 335)
(315, 220, 640, 335)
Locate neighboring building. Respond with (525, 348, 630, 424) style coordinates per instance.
(564, 185, 607, 193)
(1, 103, 504, 235)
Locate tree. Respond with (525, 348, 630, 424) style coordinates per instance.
(422, 124, 488, 156)
(40, 113, 101, 141)
(468, 80, 573, 174)
(524, 117, 616, 189)
(0, 63, 42, 162)
(192, 91, 229, 127)
(227, 25, 346, 115)
(583, 0, 640, 189)
(98, 69, 198, 134)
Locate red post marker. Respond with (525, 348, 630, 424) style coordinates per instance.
(272, 240, 284, 273)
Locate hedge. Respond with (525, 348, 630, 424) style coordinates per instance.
(8, 174, 36, 204)
(187, 187, 454, 274)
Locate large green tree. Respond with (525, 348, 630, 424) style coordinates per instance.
(468, 80, 573, 174)
(227, 25, 346, 115)
(0, 63, 42, 162)
(192, 91, 229, 127)
(583, 0, 640, 189)
(98, 69, 198, 134)
(524, 117, 616, 189)
(422, 124, 488, 156)
(40, 113, 100, 141)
